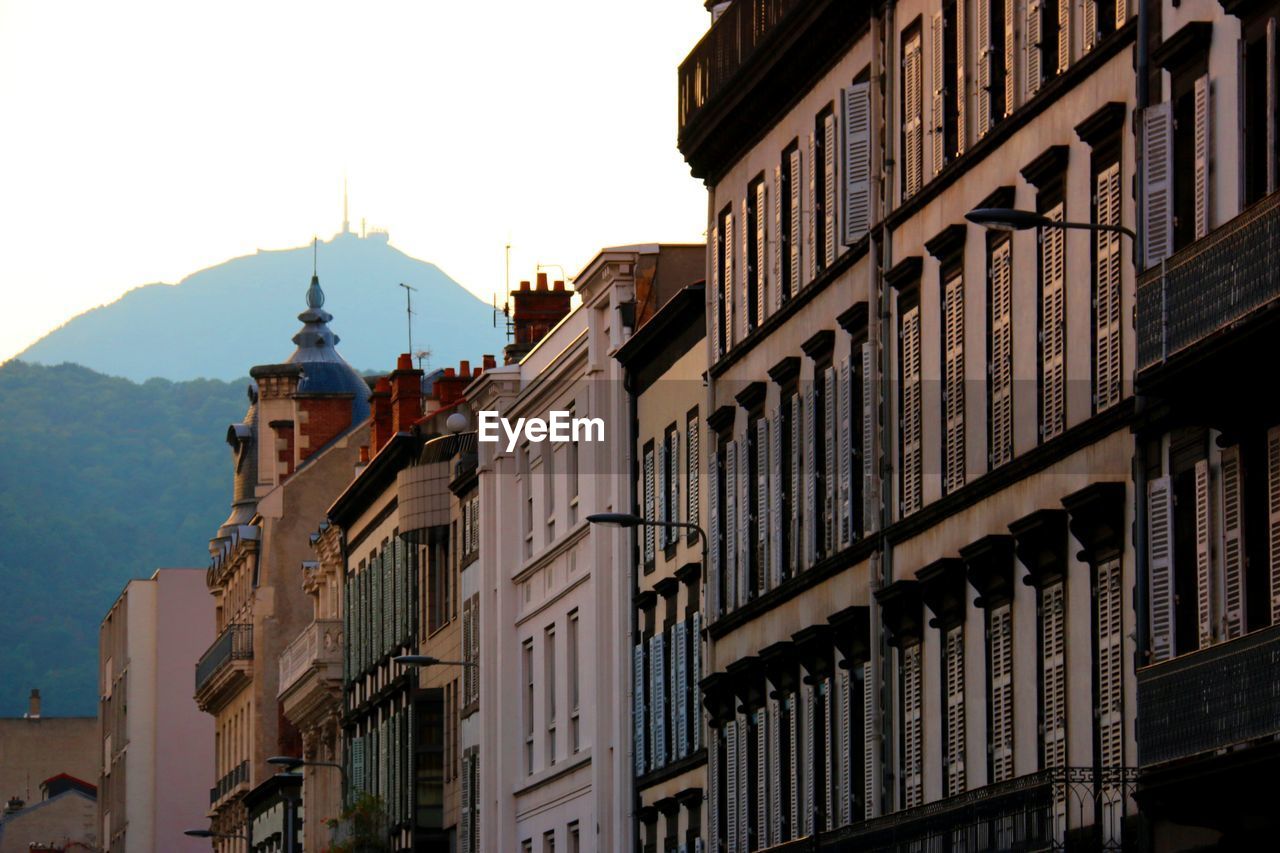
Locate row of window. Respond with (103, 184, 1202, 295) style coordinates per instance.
(460, 592, 480, 709)
(641, 410, 701, 569)
(634, 612, 704, 777)
(347, 703, 417, 828)
(518, 821, 581, 853)
(458, 745, 479, 853)
(518, 431, 582, 560)
(522, 608, 583, 776)
(345, 534, 415, 683)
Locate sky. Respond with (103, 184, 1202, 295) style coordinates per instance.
(0, 0, 710, 363)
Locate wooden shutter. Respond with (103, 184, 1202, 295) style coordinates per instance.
(1142, 103, 1174, 267)
(756, 709, 768, 846)
(1194, 74, 1211, 239)
(757, 179, 768, 326)
(1095, 162, 1123, 412)
(1116, 0, 1128, 28)
(790, 149, 803, 296)
(791, 393, 804, 574)
(652, 632, 667, 768)
(902, 643, 924, 809)
(945, 625, 966, 794)
(692, 611, 703, 751)
(991, 239, 1014, 467)
(804, 383, 818, 566)
(823, 112, 838, 266)
(709, 728, 721, 853)
(741, 198, 751, 340)
(824, 366, 837, 556)
(1195, 459, 1214, 649)
(978, 0, 992, 138)
(1269, 427, 1280, 623)
(770, 409, 784, 589)
(902, 304, 923, 515)
(1221, 446, 1246, 639)
(1004, 0, 1018, 117)
(725, 441, 737, 611)
(634, 642, 647, 774)
(807, 132, 817, 283)
(658, 439, 668, 544)
(757, 417, 770, 594)
(1097, 558, 1124, 769)
(738, 716, 750, 852)
(767, 695, 782, 845)
(839, 356, 853, 548)
(644, 446, 656, 566)
(674, 620, 688, 759)
(837, 666, 852, 825)
(1042, 581, 1067, 771)
(459, 750, 471, 853)
(1057, 0, 1070, 74)
(774, 165, 784, 310)
(1083, 0, 1097, 54)
(843, 83, 872, 244)
(944, 272, 966, 493)
(709, 444, 720, 618)
(956, 0, 967, 155)
(862, 341, 877, 535)
(1027, 0, 1043, 99)
(822, 681, 835, 829)
(863, 661, 875, 819)
(738, 436, 750, 603)
(687, 417, 699, 528)
(788, 694, 800, 834)
(990, 603, 1014, 782)
(724, 211, 735, 351)
(1148, 476, 1175, 662)
(931, 12, 946, 176)
(802, 682, 816, 835)
(1041, 202, 1066, 440)
(904, 31, 925, 197)
(711, 222, 721, 358)
(726, 719, 739, 851)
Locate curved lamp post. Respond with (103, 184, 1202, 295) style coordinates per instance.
(965, 207, 1136, 242)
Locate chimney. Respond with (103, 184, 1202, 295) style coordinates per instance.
(389, 353, 424, 434)
(431, 364, 470, 409)
(483, 354, 496, 370)
(504, 271, 573, 364)
(369, 378, 393, 454)
(26, 688, 40, 720)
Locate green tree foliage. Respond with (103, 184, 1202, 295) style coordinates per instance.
(324, 793, 393, 853)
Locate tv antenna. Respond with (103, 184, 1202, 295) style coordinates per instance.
(398, 282, 417, 356)
(493, 242, 514, 341)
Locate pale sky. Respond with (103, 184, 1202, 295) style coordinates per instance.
(0, 0, 710, 363)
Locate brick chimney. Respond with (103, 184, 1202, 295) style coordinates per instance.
(505, 272, 572, 364)
(389, 353, 424, 434)
(369, 377, 394, 454)
(26, 688, 40, 720)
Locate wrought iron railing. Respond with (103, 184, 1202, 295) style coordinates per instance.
(761, 766, 1137, 852)
(195, 623, 253, 693)
(677, 0, 803, 135)
(1137, 189, 1280, 371)
(1137, 623, 1280, 766)
(210, 760, 249, 805)
(278, 618, 342, 696)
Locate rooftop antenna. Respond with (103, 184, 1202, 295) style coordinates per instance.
(398, 282, 417, 356)
(536, 263, 572, 285)
(342, 177, 350, 234)
(312, 237, 318, 276)
(494, 242, 514, 341)
(414, 348, 432, 371)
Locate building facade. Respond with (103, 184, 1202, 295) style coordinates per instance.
(680, 0, 1139, 848)
(99, 568, 214, 852)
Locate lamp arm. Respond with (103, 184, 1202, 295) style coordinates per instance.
(1053, 220, 1137, 242)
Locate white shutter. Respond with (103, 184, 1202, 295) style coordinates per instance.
(977, 0, 992, 138)
(804, 382, 818, 567)
(644, 446, 656, 565)
(823, 112, 838, 266)
(724, 212, 735, 351)
(843, 83, 872, 244)
(1142, 103, 1174, 267)
(802, 682, 816, 835)
(652, 632, 667, 768)
(1097, 558, 1124, 769)
(1116, 0, 1128, 28)
(945, 625, 966, 795)
(1004, 0, 1018, 117)
(757, 179, 768, 326)
(741, 197, 751, 341)
(726, 721, 739, 853)
(687, 417, 699, 528)
(943, 272, 966, 493)
(1194, 74, 1211, 239)
(767, 695, 782, 846)
(861, 341, 877, 535)
(658, 440, 668, 544)
(902, 304, 923, 515)
(757, 417, 770, 594)
(711, 222, 721, 358)
(1195, 459, 1214, 649)
(692, 612, 703, 751)
(991, 239, 1014, 466)
(1148, 477, 1175, 662)
(1083, 0, 1097, 54)
(902, 643, 924, 809)
(791, 393, 804, 574)
(990, 603, 1014, 782)
(770, 409, 784, 589)
(905, 31, 924, 196)
(1027, 0, 1043, 99)
(459, 752, 471, 853)
(725, 440, 737, 611)
(863, 660, 875, 819)
(1269, 427, 1280, 623)
(675, 621, 688, 759)
(709, 727, 721, 853)
(807, 132, 817, 283)
(670, 430, 680, 543)
(1042, 202, 1066, 440)
(1221, 446, 1246, 640)
(822, 681, 834, 829)
(1042, 581, 1067, 771)
(956, 0, 967, 155)
(709, 445, 721, 618)
(756, 709, 768, 847)
(737, 715, 750, 853)
(1057, 0, 1069, 74)
(634, 643, 646, 775)
(1095, 162, 1123, 412)
(788, 694, 800, 834)
(824, 366, 837, 556)
(774, 164, 784, 310)
(931, 11, 946, 176)
(738, 436, 750, 603)
(790, 149, 803, 297)
(839, 356, 853, 548)
(837, 666, 852, 825)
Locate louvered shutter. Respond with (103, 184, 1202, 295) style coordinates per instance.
(1097, 558, 1124, 771)
(1195, 459, 1214, 649)
(1004, 0, 1017, 116)
(724, 212, 735, 353)
(725, 441, 738, 611)
(839, 356, 853, 548)
(343, 576, 352, 679)
(634, 643, 646, 774)
(1116, 0, 1128, 27)
(902, 305, 923, 515)
(956, 0, 967, 154)
(822, 681, 834, 829)
(1042, 581, 1067, 771)
(931, 12, 946, 176)
(1057, 0, 1069, 74)
(757, 179, 768, 326)
(804, 383, 818, 567)
(861, 341, 877, 535)
(384, 546, 394, 652)
(471, 495, 479, 553)
(738, 716, 750, 853)
(675, 620, 688, 758)
(787, 694, 800, 836)
(1269, 428, 1280, 623)
(823, 112, 838, 266)
(802, 682, 816, 835)
(397, 536, 407, 644)
(692, 611, 703, 751)
(774, 165, 784, 309)
(658, 439, 668, 547)
(756, 708, 768, 847)
(770, 409, 784, 589)
(903, 643, 924, 808)
(807, 132, 817, 283)
(738, 437, 750, 602)
(741, 197, 751, 340)
(644, 446, 656, 566)
(978, 0, 992, 137)
(709, 728, 721, 853)
(863, 660, 875, 818)
(837, 666, 852, 825)
(670, 430, 680, 544)
(757, 418, 770, 594)
(790, 393, 804, 573)
(944, 272, 966, 494)
(1194, 74, 1211, 239)
(652, 632, 667, 768)
(1142, 103, 1174, 267)
(725, 723, 738, 853)
(991, 239, 1014, 466)
(352, 734, 366, 793)
(905, 32, 924, 197)
(1148, 477, 1175, 662)
(1041, 203, 1066, 440)
(1027, 1, 1043, 100)
(1222, 455, 1247, 637)
(687, 418, 699, 528)
(843, 83, 872, 244)
(990, 603, 1014, 782)
(1083, 0, 1097, 53)
(945, 625, 966, 795)
(790, 149, 803, 297)
(824, 367, 837, 556)
(767, 694, 781, 845)
(711, 222, 721, 358)
(459, 751, 471, 853)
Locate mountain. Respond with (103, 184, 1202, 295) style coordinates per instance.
(16, 231, 507, 382)
(0, 361, 250, 716)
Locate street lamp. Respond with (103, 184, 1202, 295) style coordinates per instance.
(266, 756, 349, 808)
(393, 654, 478, 669)
(586, 512, 709, 568)
(966, 207, 1136, 242)
(184, 828, 249, 841)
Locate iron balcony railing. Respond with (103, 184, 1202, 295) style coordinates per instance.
(195, 623, 253, 693)
(1137, 189, 1280, 371)
(209, 759, 249, 805)
(761, 767, 1137, 852)
(278, 618, 342, 696)
(1137, 623, 1280, 767)
(677, 0, 803, 135)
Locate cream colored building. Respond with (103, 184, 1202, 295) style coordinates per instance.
(99, 568, 214, 852)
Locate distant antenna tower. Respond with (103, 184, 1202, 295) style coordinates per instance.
(399, 282, 417, 355)
(414, 348, 432, 371)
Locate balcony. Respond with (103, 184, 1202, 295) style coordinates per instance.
(194, 623, 253, 711)
(278, 619, 344, 726)
(677, 0, 866, 180)
(1137, 190, 1280, 376)
(1137, 623, 1280, 767)
(210, 760, 249, 806)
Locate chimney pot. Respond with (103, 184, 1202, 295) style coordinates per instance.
(27, 689, 40, 720)
(459, 360, 470, 376)
(397, 353, 413, 370)
(444, 367, 455, 377)
(554, 280, 565, 291)
(483, 354, 496, 369)
(359, 445, 370, 463)
(536, 272, 548, 290)
(520, 280, 531, 291)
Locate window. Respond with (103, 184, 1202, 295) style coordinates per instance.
(1093, 156, 1123, 413)
(1026, 0, 1057, 100)
(543, 830, 555, 853)
(931, 1, 965, 176)
(662, 424, 679, 551)
(976, 0, 1006, 137)
(567, 410, 579, 525)
(988, 236, 1014, 468)
(942, 625, 966, 796)
(899, 289, 923, 516)
(567, 822, 580, 853)
(902, 25, 924, 197)
(427, 526, 450, 633)
(521, 445, 533, 559)
(544, 444, 556, 542)
(686, 409, 700, 543)
(1037, 185, 1067, 441)
(568, 609, 580, 752)
(545, 625, 557, 764)
(523, 639, 535, 774)
(989, 604, 1014, 782)
(781, 142, 802, 300)
(942, 267, 966, 494)
(643, 440, 656, 570)
(747, 173, 765, 331)
(901, 643, 924, 808)
(712, 205, 734, 358)
(1242, 16, 1277, 206)
(815, 105, 838, 270)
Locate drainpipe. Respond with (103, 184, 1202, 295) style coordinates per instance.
(1133, 0, 1151, 671)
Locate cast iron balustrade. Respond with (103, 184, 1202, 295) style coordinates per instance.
(277, 618, 342, 696)
(195, 623, 253, 693)
(1137, 190, 1280, 371)
(1137, 623, 1280, 767)
(210, 760, 249, 805)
